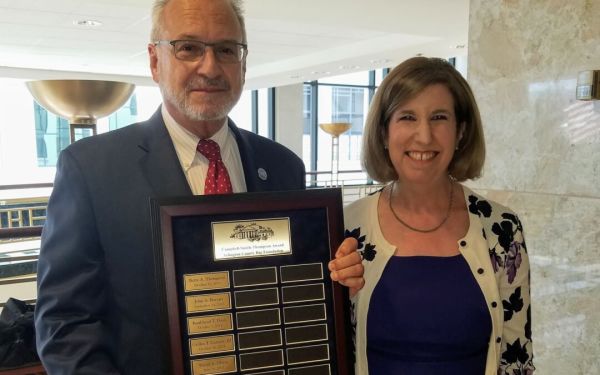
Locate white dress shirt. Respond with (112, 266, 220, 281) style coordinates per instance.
(161, 104, 247, 195)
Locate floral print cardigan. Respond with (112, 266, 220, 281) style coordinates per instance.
(344, 184, 534, 375)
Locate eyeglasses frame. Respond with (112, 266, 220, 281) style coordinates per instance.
(153, 39, 248, 63)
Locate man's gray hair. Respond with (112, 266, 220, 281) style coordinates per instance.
(150, 0, 247, 43)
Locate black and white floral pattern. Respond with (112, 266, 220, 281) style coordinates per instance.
(344, 186, 535, 374)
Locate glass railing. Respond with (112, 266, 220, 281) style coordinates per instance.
(0, 184, 48, 309)
(0, 236, 40, 309)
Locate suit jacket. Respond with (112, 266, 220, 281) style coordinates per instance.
(34, 108, 306, 374)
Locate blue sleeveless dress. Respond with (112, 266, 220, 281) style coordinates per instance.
(366, 255, 491, 374)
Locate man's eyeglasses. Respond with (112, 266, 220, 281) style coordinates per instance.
(154, 40, 247, 63)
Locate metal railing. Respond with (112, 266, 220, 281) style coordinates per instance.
(0, 205, 47, 229)
(0, 177, 384, 309)
(0, 227, 43, 239)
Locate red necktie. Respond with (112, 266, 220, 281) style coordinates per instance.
(197, 139, 233, 194)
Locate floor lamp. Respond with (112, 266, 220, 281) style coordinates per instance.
(26, 80, 135, 143)
(319, 122, 351, 186)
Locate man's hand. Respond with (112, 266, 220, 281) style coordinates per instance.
(328, 237, 364, 297)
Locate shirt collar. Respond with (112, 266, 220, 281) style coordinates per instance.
(161, 104, 229, 170)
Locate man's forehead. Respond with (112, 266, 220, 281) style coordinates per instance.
(162, 0, 242, 38)
(165, 0, 235, 18)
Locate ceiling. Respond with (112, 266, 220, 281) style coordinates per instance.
(0, 0, 469, 90)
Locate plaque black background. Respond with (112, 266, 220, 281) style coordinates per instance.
(151, 188, 353, 375)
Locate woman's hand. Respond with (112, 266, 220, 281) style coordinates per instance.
(328, 237, 364, 297)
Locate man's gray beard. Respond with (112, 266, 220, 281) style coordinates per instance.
(160, 81, 240, 122)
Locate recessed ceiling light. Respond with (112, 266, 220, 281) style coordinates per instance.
(455, 44, 466, 49)
(338, 65, 361, 70)
(289, 74, 302, 79)
(73, 19, 103, 27)
(311, 71, 330, 75)
(369, 59, 391, 65)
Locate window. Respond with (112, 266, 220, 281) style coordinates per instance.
(302, 84, 314, 169)
(303, 68, 389, 185)
(229, 90, 253, 131)
(33, 102, 70, 167)
(108, 94, 138, 131)
(257, 88, 270, 137)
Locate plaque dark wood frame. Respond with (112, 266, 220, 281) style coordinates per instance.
(150, 188, 353, 375)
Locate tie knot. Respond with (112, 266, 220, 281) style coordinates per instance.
(197, 139, 222, 162)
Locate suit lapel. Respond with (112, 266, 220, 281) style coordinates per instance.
(137, 108, 192, 198)
(228, 119, 260, 192)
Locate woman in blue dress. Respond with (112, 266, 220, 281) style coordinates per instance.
(344, 57, 534, 375)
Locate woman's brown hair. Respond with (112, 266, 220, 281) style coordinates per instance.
(363, 57, 485, 182)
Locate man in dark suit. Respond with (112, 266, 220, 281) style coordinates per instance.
(34, 0, 363, 373)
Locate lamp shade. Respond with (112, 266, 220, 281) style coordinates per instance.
(25, 79, 135, 125)
(319, 122, 351, 137)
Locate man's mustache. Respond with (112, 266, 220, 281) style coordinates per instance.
(186, 76, 229, 91)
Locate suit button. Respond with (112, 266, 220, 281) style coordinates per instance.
(491, 301, 497, 308)
(477, 268, 484, 274)
(496, 337, 502, 343)
(460, 240, 467, 247)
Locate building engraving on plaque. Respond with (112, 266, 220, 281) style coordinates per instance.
(212, 218, 291, 260)
(184, 271, 230, 292)
(230, 222, 274, 242)
(188, 313, 233, 335)
(189, 334, 235, 356)
(191, 355, 237, 375)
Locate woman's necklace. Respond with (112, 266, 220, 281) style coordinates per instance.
(388, 179, 454, 233)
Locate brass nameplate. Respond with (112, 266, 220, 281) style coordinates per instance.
(188, 313, 233, 335)
(212, 218, 292, 260)
(185, 292, 231, 313)
(191, 355, 237, 375)
(184, 271, 230, 292)
(189, 334, 235, 356)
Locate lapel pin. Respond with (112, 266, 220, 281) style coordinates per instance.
(257, 168, 268, 181)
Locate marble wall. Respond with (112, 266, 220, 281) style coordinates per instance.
(467, 0, 600, 373)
